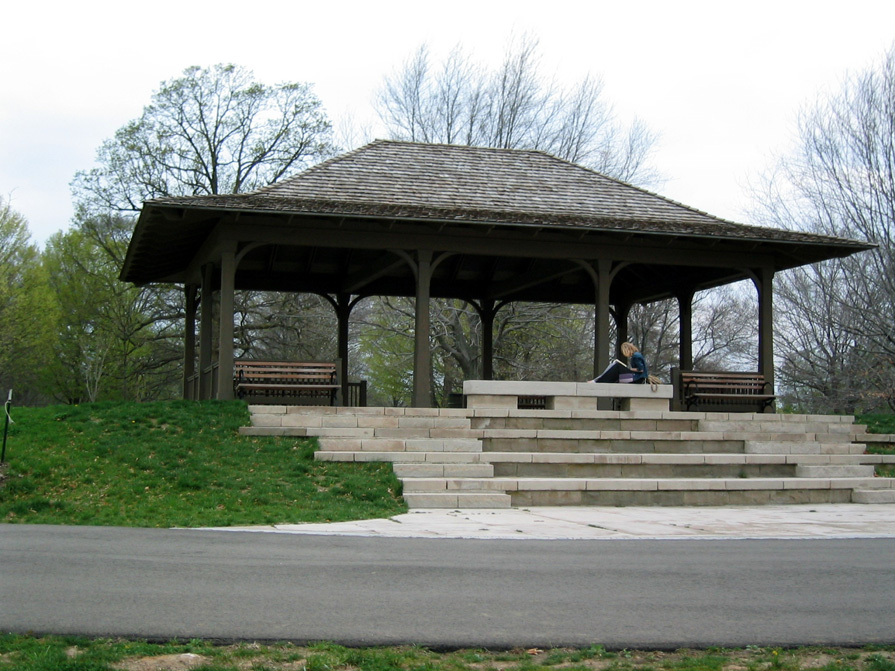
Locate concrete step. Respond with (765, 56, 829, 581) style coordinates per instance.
(315, 450, 487, 463)
(862, 433, 895, 445)
(471, 407, 857, 425)
(248, 405, 469, 417)
(492, 461, 796, 479)
(511, 476, 891, 507)
(745, 441, 865, 455)
(698, 418, 863, 436)
(795, 465, 876, 478)
(514, 488, 853, 507)
(247, 407, 472, 429)
(306, 427, 482, 439)
(402, 492, 512, 509)
(400, 476, 890, 494)
(245, 405, 886, 509)
(852, 489, 895, 504)
(403, 477, 513, 492)
(856, 454, 895, 465)
(482, 438, 747, 454)
(240, 426, 304, 436)
(471, 416, 701, 432)
(317, 450, 880, 467)
(393, 463, 494, 478)
(478, 452, 878, 466)
(397, 475, 893, 507)
(317, 437, 483, 453)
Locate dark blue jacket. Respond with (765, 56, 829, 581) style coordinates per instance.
(630, 352, 648, 382)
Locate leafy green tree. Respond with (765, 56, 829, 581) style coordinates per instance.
(356, 298, 416, 406)
(42, 219, 182, 403)
(73, 63, 335, 215)
(68, 64, 337, 401)
(0, 198, 57, 404)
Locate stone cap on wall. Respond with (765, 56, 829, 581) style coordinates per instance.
(462, 380, 673, 399)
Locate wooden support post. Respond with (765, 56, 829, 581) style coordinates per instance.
(336, 293, 351, 406)
(412, 250, 433, 407)
(183, 284, 197, 400)
(480, 299, 496, 380)
(678, 290, 694, 371)
(755, 267, 775, 393)
(615, 301, 631, 357)
(216, 248, 236, 401)
(199, 264, 214, 400)
(593, 259, 612, 378)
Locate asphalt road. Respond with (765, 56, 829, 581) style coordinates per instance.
(2, 524, 894, 649)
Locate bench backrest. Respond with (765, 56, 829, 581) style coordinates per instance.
(680, 371, 769, 395)
(234, 361, 338, 384)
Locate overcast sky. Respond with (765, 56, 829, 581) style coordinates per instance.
(3, 0, 895, 245)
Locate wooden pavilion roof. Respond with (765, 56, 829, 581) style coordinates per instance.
(120, 140, 873, 306)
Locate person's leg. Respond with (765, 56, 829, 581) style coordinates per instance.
(594, 361, 625, 383)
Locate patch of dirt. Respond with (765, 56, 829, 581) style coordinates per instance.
(101, 645, 895, 671)
(113, 652, 209, 671)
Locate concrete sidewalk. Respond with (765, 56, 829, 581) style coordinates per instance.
(211, 503, 895, 540)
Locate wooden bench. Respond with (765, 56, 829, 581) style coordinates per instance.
(234, 361, 340, 405)
(677, 370, 775, 412)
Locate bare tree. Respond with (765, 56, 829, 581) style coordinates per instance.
(774, 261, 869, 413)
(624, 285, 758, 383)
(377, 36, 659, 185)
(373, 37, 668, 392)
(752, 46, 895, 411)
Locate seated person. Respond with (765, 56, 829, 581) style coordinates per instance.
(590, 342, 648, 384)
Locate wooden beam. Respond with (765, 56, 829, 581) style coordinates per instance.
(218, 220, 779, 270)
(341, 256, 408, 294)
(488, 264, 581, 300)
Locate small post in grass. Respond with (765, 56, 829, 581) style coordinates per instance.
(1, 389, 11, 464)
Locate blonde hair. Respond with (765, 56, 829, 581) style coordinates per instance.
(620, 342, 639, 358)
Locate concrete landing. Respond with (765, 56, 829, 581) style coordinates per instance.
(208, 503, 895, 540)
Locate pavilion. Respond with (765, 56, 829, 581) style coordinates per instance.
(119, 140, 873, 407)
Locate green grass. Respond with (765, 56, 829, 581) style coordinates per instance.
(2, 405, 892, 526)
(858, 414, 895, 437)
(857, 416, 895, 469)
(0, 636, 892, 671)
(0, 400, 406, 527)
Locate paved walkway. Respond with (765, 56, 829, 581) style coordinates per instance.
(212, 503, 895, 540)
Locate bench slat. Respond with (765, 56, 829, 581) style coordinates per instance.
(234, 360, 339, 404)
(237, 384, 340, 390)
(236, 376, 337, 380)
(678, 370, 776, 411)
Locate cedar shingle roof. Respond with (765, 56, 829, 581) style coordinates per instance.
(121, 140, 874, 292)
(146, 139, 866, 248)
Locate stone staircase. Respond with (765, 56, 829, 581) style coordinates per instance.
(241, 405, 895, 509)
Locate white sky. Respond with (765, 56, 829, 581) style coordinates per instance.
(2, 0, 895, 244)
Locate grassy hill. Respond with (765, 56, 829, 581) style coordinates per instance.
(0, 400, 406, 527)
(1, 401, 891, 528)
